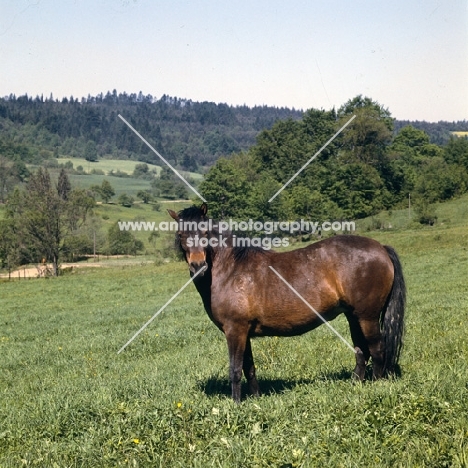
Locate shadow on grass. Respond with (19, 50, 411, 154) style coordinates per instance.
(319, 365, 402, 382)
(199, 368, 358, 399)
(199, 364, 402, 399)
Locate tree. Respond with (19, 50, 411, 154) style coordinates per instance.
(414, 199, 438, 226)
(136, 190, 152, 204)
(392, 125, 430, 149)
(133, 163, 150, 179)
(324, 163, 389, 218)
(66, 189, 96, 230)
(21, 167, 63, 275)
(338, 96, 393, 166)
(0, 157, 16, 203)
(118, 193, 134, 207)
(247, 171, 291, 221)
(414, 158, 468, 203)
(391, 126, 442, 160)
(0, 157, 29, 203)
(174, 183, 188, 199)
(198, 157, 251, 218)
(100, 179, 115, 202)
(289, 185, 341, 220)
(0, 216, 21, 272)
(338, 95, 393, 131)
(61, 215, 104, 261)
(107, 222, 144, 255)
(57, 168, 71, 201)
(444, 136, 468, 170)
(3, 167, 95, 276)
(84, 140, 98, 162)
(151, 167, 191, 200)
(252, 118, 305, 181)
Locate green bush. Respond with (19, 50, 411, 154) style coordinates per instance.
(107, 221, 143, 255)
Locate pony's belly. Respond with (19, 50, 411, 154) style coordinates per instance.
(250, 305, 344, 337)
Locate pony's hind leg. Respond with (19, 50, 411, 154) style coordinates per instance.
(353, 347, 366, 381)
(345, 312, 370, 381)
(359, 319, 385, 379)
(243, 338, 260, 397)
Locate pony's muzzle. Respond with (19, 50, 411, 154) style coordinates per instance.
(189, 260, 207, 276)
(188, 251, 207, 276)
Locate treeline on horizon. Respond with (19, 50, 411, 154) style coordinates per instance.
(0, 91, 303, 171)
(0, 90, 467, 172)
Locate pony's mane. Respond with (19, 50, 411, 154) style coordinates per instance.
(232, 245, 268, 263)
(177, 206, 207, 221)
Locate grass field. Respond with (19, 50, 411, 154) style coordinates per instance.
(57, 158, 163, 177)
(26, 158, 203, 199)
(69, 173, 155, 198)
(1, 197, 468, 466)
(93, 201, 189, 255)
(56, 158, 203, 181)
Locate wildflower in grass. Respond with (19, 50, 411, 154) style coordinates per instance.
(133, 438, 140, 444)
(177, 402, 182, 408)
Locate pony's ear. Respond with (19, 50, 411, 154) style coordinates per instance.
(167, 209, 179, 221)
(200, 203, 208, 216)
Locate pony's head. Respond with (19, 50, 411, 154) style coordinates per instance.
(168, 203, 210, 276)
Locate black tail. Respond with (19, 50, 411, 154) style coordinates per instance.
(382, 246, 406, 375)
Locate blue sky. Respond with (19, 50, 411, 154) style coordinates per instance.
(1, 0, 467, 121)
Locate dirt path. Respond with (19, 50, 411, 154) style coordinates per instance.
(0, 262, 103, 279)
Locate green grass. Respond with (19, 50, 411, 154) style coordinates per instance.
(57, 158, 164, 177)
(355, 193, 468, 232)
(93, 201, 189, 254)
(1, 197, 468, 466)
(26, 158, 203, 198)
(56, 157, 203, 181)
(69, 173, 155, 198)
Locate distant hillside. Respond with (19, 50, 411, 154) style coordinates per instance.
(394, 120, 468, 145)
(0, 91, 466, 171)
(0, 92, 303, 171)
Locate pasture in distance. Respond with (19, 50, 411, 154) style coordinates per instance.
(1, 196, 468, 466)
(55, 157, 203, 197)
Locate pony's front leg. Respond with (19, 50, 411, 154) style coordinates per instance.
(225, 327, 248, 403)
(243, 338, 260, 397)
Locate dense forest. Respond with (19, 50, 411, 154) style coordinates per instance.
(393, 120, 468, 146)
(0, 91, 467, 171)
(198, 96, 468, 223)
(0, 91, 303, 171)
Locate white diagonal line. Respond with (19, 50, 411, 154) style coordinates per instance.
(268, 266, 356, 353)
(117, 266, 207, 354)
(268, 114, 356, 202)
(118, 114, 207, 202)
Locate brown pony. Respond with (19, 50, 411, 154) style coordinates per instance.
(168, 204, 406, 403)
